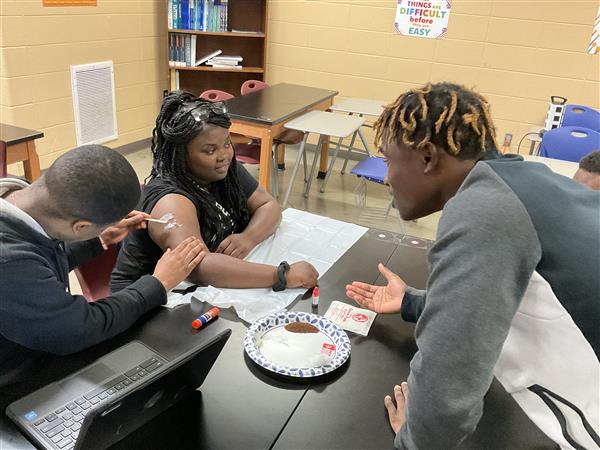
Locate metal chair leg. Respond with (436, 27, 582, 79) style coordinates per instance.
(384, 197, 394, 219)
(282, 134, 309, 208)
(340, 130, 359, 175)
(357, 128, 373, 156)
(271, 148, 279, 198)
(304, 135, 324, 198)
(320, 136, 344, 193)
(302, 145, 308, 182)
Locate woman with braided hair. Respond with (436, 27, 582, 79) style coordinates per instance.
(111, 91, 318, 291)
(346, 83, 599, 449)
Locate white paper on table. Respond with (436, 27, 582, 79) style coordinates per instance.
(164, 209, 367, 323)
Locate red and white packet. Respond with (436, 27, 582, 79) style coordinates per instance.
(324, 301, 377, 336)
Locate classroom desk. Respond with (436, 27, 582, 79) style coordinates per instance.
(226, 83, 338, 192)
(523, 154, 579, 178)
(1, 230, 554, 449)
(0, 124, 44, 181)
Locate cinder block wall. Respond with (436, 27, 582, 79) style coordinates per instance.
(266, 0, 599, 153)
(1, 0, 167, 170)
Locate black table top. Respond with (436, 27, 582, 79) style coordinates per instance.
(1, 228, 553, 450)
(274, 234, 553, 450)
(225, 83, 338, 125)
(0, 123, 44, 146)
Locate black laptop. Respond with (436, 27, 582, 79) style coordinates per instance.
(7, 329, 231, 450)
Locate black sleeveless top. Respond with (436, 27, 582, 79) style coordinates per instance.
(110, 162, 258, 292)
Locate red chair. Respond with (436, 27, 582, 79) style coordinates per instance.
(199, 90, 252, 147)
(199, 89, 234, 101)
(74, 244, 119, 302)
(0, 140, 7, 178)
(240, 80, 304, 170)
(240, 80, 269, 95)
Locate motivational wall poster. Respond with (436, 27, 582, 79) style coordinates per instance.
(394, 0, 452, 39)
(588, 6, 599, 55)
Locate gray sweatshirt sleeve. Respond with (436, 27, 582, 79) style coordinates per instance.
(395, 168, 542, 449)
(401, 287, 426, 323)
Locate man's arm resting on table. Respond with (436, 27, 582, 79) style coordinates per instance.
(0, 257, 166, 355)
(148, 194, 281, 288)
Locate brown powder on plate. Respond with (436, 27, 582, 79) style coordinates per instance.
(285, 322, 319, 333)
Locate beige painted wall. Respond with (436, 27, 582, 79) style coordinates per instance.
(1, 0, 167, 172)
(266, 0, 600, 153)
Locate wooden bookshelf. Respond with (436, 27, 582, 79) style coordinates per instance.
(166, 0, 268, 97)
(170, 66, 265, 73)
(169, 29, 265, 38)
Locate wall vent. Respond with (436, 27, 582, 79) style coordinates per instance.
(70, 61, 118, 146)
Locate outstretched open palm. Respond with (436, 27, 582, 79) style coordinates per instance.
(345, 263, 406, 313)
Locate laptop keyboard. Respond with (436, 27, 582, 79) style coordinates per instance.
(30, 355, 164, 450)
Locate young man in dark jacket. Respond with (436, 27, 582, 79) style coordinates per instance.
(0, 145, 205, 390)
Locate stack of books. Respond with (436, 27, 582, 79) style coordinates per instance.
(168, 0, 228, 32)
(169, 34, 198, 67)
(206, 55, 243, 69)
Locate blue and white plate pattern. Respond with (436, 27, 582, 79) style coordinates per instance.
(244, 311, 351, 377)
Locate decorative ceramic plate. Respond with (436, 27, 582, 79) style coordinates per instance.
(244, 311, 351, 377)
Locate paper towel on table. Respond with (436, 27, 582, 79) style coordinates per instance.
(163, 209, 367, 323)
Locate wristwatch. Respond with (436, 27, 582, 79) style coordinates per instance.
(272, 261, 290, 292)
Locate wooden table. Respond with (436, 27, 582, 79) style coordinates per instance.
(225, 83, 338, 191)
(0, 124, 44, 181)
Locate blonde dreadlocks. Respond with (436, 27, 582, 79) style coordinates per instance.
(374, 83, 498, 160)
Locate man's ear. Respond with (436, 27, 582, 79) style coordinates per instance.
(72, 220, 94, 236)
(418, 142, 441, 174)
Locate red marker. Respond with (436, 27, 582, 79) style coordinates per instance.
(312, 286, 320, 308)
(192, 307, 220, 329)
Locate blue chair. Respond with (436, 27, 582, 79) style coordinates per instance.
(561, 104, 600, 132)
(539, 127, 600, 162)
(350, 155, 387, 184)
(350, 156, 398, 220)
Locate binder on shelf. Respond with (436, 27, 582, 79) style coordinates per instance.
(190, 0, 195, 30)
(181, 0, 189, 29)
(184, 35, 190, 66)
(177, 35, 185, 66)
(231, 29, 262, 35)
(212, 55, 242, 61)
(195, 49, 222, 66)
(207, 54, 242, 69)
(207, 60, 238, 66)
(190, 35, 197, 67)
(209, 64, 243, 70)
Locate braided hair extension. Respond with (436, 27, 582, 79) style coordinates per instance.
(374, 83, 498, 160)
(149, 90, 250, 249)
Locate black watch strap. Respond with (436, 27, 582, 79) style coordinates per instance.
(272, 261, 290, 292)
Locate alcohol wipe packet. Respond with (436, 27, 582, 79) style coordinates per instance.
(324, 301, 377, 336)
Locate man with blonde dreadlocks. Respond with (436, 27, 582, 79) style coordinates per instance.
(346, 83, 599, 449)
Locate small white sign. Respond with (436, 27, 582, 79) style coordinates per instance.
(324, 301, 377, 336)
(394, 0, 452, 39)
